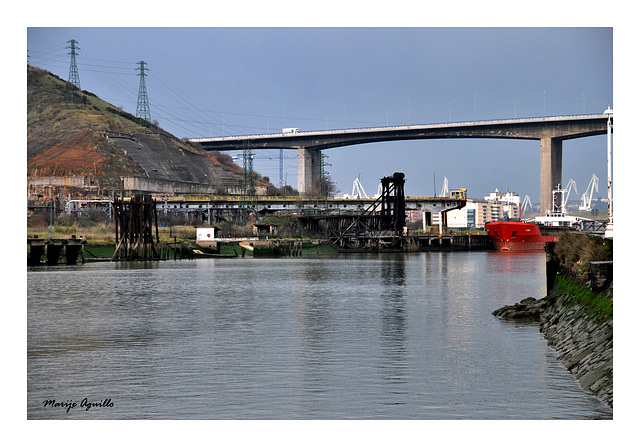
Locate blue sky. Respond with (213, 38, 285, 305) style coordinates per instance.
(26, 25, 613, 202)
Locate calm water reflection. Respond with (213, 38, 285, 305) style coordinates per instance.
(27, 252, 612, 419)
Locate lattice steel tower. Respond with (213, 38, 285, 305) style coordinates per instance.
(66, 39, 81, 89)
(241, 141, 256, 211)
(135, 61, 151, 123)
(318, 152, 330, 207)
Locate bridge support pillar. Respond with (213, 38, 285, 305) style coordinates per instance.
(540, 137, 562, 215)
(297, 148, 321, 196)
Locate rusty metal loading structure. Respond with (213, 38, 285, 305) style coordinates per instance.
(379, 172, 406, 233)
(112, 194, 159, 260)
(313, 172, 414, 251)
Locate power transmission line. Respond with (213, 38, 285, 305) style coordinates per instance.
(80, 48, 138, 105)
(32, 40, 399, 138)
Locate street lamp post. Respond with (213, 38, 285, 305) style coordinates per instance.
(604, 106, 613, 238)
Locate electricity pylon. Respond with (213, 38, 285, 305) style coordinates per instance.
(66, 39, 81, 89)
(242, 141, 256, 212)
(65, 40, 81, 104)
(135, 61, 151, 124)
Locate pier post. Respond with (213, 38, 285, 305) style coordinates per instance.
(540, 137, 563, 215)
(64, 238, 85, 265)
(438, 211, 448, 236)
(46, 241, 62, 265)
(28, 239, 46, 266)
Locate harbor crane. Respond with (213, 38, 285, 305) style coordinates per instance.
(563, 178, 578, 210)
(553, 178, 577, 214)
(521, 195, 533, 216)
(440, 177, 449, 197)
(579, 174, 599, 211)
(351, 176, 368, 199)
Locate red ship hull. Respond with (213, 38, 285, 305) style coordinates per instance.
(485, 221, 557, 251)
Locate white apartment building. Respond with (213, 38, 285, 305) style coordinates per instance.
(442, 189, 521, 229)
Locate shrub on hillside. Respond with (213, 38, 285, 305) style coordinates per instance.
(554, 233, 612, 281)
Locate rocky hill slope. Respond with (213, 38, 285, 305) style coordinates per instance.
(27, 65, 246, 190)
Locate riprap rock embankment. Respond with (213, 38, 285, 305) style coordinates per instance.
(540, 283, 613, 408)
(493, 280, 613, 408)
(492, 235, 613, 409)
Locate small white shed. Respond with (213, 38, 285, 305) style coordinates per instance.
(196, 227, 220, 241)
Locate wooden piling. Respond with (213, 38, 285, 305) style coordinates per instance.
(111, 194, 159, 261)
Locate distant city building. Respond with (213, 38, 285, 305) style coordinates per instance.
(445, 189, 521, 229)
(446, 205, 476, 228)
(406, 209, 422, 223)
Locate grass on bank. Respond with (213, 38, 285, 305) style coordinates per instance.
(27, 222, 199, 246)
(549, 233, 613, 322)
(27, 208, 331, 247)
(553, 273, 613, 322)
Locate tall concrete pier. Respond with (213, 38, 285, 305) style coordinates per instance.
(540, 137, 563, 214)
(297, 148, 321, 195)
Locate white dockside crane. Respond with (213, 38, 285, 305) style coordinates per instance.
(351, 176, 368, 199)
(345, 173, 381, 199)
(439, 177, 449, 197)
(579, 174, 599, 211)
(521, 195, 533, 216)
(558, 178, 578, 213)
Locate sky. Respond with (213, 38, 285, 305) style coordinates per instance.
(25, 20, 615, 204)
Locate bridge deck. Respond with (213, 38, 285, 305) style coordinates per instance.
(189, 113, 611, 216)
(191, 114, 609, 151)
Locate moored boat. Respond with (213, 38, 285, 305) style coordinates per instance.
(485, 221, 557, 251)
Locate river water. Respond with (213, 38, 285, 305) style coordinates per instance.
(27, 251, 612, 419)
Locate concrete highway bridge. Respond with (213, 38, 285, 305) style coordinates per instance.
(190, 113, 612, 214)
